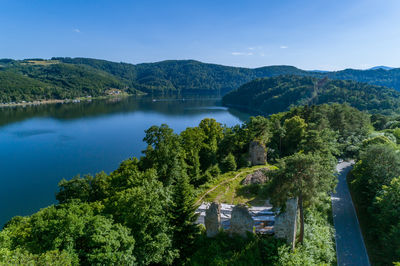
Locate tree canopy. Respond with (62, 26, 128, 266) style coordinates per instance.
(222, 75, 400, 115)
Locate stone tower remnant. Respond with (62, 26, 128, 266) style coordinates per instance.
(230, 204, 254, 237)
(274, 198, 298, 250)
(205, 202, 221, 237)
(249, 140, 267, 165)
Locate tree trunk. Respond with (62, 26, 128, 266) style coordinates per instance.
(298, 194, 304, 244)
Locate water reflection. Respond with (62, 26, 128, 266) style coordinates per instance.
(0, 96, 249, 126)
(0, 95, 252, 227)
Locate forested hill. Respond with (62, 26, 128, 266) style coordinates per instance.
(54, 57, 309, 94)
(0, 58, 310, 102)
(222, 75, 400, 115)
(0, 59, 135, 103)
(2, 57, 400, 103)
(49, 57, 400, 93)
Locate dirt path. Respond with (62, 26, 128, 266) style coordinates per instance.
(215, 184, 231, 203)
(195, 170, 251, 205)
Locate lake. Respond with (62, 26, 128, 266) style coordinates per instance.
(0, 96, 250, 226)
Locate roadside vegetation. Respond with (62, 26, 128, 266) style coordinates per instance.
(348, 114, 400, 265)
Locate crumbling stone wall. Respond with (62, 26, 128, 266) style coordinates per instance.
(230, 204, 254, 237)
(274, 198, 298, 249)
(205, 202, 221, 237)
(242, 168, 269, 185)
(249, 140, 267, 165)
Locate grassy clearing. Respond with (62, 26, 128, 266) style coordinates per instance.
(22, 60, 60, 65)
(196, 164, 277, 206)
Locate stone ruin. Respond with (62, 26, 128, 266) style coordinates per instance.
(230, 204, 254, 237)
(249, 140, 267, 166)
(242, 168, 269, 185)
(274, 198, 298, 250)
(205, 202, 221, 237)
(201, 198, 298, 248)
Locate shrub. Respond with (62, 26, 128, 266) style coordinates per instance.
(220, 153, 237, 173)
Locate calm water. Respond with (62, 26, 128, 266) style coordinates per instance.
(0, 96, 250, 226)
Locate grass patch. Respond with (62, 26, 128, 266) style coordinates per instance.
(196, 165, 276, 206)
(22, 60, 60, 65)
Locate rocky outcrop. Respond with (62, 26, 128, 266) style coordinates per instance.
(274, 198, 298, 250)
(205, 202, 221, 237)
(249, 140, 267, 165)
(242, 168, 269, 185)
(230, 204, 254, 237)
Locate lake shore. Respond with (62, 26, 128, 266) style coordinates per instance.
(0, 93, 142, 108)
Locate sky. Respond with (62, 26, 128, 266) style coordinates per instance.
(1, 0, 400, 70)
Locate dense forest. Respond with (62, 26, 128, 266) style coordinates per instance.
(222, 75, 400, 115)
(348, 113, 400, 265)
(2, 57, 400, 103)
(0, 59, 138, 103)
(0, 58, 309, 102)
(2, 103, 395, 265)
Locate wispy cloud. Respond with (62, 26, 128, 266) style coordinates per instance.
(231, 52, 253, 56)
(280, 45, 288, 49)
(73, 28, 81, 33)
(248, 46, 263, 50)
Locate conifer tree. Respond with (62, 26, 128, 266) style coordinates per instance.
(269, 153, 335, 244)
(170, 171, 200, 262)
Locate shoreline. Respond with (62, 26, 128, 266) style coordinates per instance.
(0, 93, 141, 108)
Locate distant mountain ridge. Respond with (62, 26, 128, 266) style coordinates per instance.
(368, 66, 394, 70)
(1, 57, 400, 103)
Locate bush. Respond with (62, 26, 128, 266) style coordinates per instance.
(371, 177, 400, 263)
(278, 210, 336, 265)
(0, 202, 136, 265)
(237, 153, 251, 168)
(0, 248, 78, 265)
(220, 153, 237, 173)
(188, 232, 285, 265)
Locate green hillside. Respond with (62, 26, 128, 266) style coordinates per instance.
(326, 68, 400, 90)
(55, 57, 309, 94)
(2, 57, 400, 104)
(51, 57, 400, 93)
(222, 75, 400, 114)
(0, 60, 137, 103)
(0, 71, 54, 102)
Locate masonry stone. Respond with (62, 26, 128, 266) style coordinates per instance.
(274, 198, 298, 250)
(205, 202, 221, 237)
(242, 168, 269, 185)
(249, 140, 267, 165)
(230, 204, 254, 237)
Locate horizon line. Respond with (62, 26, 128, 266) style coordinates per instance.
(1, 56, 397, 72)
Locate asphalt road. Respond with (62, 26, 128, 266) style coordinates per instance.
(332, 161, 370, 266)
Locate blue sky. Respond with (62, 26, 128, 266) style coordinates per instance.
(1, 0, 400, 70)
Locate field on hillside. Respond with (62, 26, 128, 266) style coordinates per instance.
(21, 60, 60, 65)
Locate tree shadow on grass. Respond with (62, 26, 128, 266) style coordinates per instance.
(235, 183, 270, 206)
